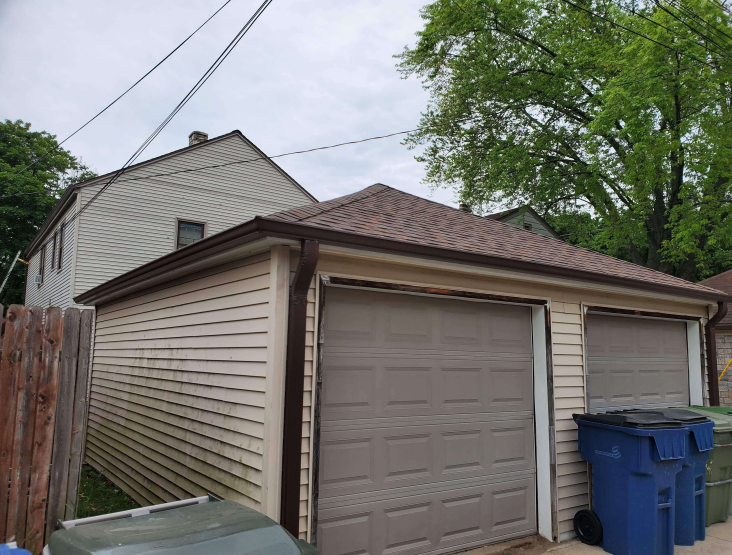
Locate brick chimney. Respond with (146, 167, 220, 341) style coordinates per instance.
(189, 131, 208, 146)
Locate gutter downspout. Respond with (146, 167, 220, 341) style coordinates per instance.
(280, 240, 319, 536)
(706, 301, 728, 406)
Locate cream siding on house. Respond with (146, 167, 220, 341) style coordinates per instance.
(86, 251, 274, 510)
(24, 201, 77, 308)
(72, 134, 313, 298)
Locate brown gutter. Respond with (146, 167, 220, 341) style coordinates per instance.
(280, 240, 319, 535)
(706, 301, 729, 406)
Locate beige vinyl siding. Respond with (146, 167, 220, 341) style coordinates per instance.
(503, 210, 555, 238)
(24, 201, 77, 308)
(73, 134, 313, 298)
(550, 303, 588, 538)
(86, 251, 273, 509)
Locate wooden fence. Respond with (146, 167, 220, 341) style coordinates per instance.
(0, 305, 93, 554)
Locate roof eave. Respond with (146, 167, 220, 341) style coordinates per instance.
(75, 216, 732, 307)
(23, 187, 80, 258)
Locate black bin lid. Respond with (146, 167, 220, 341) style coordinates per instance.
(575, 412, 686, 429)
(612, 408, 710, 424)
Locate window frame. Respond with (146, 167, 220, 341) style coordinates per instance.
(51, 231, 57, 268)
(38, 244, 46, 285)
(57, 224, 65, 270)
(175, 218, 207, 250)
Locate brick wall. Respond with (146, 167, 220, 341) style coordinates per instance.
(717, 332, 732, 406)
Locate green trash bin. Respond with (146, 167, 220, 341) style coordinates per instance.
(46, 495, 320, 555)
(688, 406, 732, 526)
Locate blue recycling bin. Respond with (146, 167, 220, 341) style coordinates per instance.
(574, 413, 688, 555)
(615, 409, 714, 546)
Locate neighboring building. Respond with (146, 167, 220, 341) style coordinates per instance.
(700, 269, 732, 405)
(22, 130, 316, 308)
(75, 184, 730, 553)
(487, 206, 561, 239)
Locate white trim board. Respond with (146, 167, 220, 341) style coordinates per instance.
(687, 321, 704, 406)
(532, 305, 553, 541)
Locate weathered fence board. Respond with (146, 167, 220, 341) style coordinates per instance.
(25, 307, 62, 554)
(0, 305, 27, 542)
(6, 306, 43, 545)
(0, 306, 93, 554)
(64, 309, 93, 520)
(45, 308, 80, 540)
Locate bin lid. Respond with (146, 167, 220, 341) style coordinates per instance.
(612, 408, 711, 424)
(574, 412, 685, 428)
(688, 407, 732, 432)
(47, 500, 318, 555)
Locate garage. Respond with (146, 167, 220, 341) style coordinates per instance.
(315, 287, 538, 555)
(586, 313, 691, 413)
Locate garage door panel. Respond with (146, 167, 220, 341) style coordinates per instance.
(587, 315, 688, 359)
(319, 288, 536, 554)
(587, 314, 689, 413)
(319, 418, 536, 499)
(323, 288, 533, 354)
(321, 356, 533, 421)
(317, 477, 537, 555)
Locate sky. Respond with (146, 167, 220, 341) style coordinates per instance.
(0, 0, 459, 206)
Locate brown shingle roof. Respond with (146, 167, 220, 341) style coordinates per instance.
(700, 269, 732, 329)
(268, 184, 726, 300)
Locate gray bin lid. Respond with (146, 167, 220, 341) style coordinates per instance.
(48, 500, 318, 555)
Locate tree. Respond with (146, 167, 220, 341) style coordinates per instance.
(0, 120, 96, 306)
(398, 0, 732, 280)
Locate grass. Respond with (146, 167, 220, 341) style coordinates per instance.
(73, 464, 139, 519)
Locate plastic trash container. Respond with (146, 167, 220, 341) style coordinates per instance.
(45, 495, 319, 555)
(574, 412, 687, 555)
(0, 544, 32, 555)
(612, 409, 713, 545)
(687, 406, 732, 526)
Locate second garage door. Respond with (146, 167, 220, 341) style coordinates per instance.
(316, 287, 537, 555)
(587, 313, 690, 413)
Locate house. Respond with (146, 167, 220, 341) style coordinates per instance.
(486, 205, 560, 239)
(699, 269, 732, 405)
(22, 130, 316, 309)
(74, 184, 730, 554)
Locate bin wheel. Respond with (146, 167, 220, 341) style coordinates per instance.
(574, 509, 602, 545)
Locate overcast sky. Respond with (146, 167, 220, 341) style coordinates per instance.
(0, 0, 459, 206)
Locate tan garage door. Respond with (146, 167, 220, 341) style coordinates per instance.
(316, 287, 537, 555)
(587, 313, 689, 413)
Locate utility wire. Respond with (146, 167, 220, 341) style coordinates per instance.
(27, 0, 274, 255)
(8, 0, 235, 178)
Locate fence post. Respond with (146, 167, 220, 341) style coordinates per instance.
(0, 305, 28, 542)
(25, 307, 63, 554)
(64, 309, 93, 520)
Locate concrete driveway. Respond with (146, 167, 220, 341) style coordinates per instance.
(461, 519, 732, 555)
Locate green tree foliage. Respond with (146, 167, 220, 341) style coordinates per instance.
(0, 120, 96, 306)
(398, 0, 732, 280)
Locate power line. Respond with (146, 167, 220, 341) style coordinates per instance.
(28, 0, 274, 255)
(8, 0, 235, 178)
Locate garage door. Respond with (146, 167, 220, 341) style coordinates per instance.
(316, 287, 537, 555)
(587, 313, 689, 413)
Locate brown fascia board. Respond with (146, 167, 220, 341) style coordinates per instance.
(75, 216, 732, 307)
(26, 130, 317, 258)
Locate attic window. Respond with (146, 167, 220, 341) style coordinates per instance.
(523, 223, 533, 231)
(177, 220, 205, 249)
